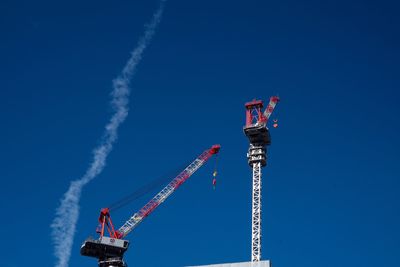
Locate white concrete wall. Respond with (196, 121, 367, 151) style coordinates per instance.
(187, 260, 271, 267)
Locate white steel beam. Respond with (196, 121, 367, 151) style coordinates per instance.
(251, 161, 262, 262)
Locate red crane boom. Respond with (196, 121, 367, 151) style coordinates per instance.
(81, 144, 221, 267)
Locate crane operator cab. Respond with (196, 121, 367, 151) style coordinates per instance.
(81, 236, 129, 267)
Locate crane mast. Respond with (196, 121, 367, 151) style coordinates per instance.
(81, 144, 221, 267)
(243, 96, 279, 262)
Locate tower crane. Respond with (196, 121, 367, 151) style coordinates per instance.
(81, 144, 221, 267)
(243, 96, 279, 262)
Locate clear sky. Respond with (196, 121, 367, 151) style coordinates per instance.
(1, 0, 399, 267)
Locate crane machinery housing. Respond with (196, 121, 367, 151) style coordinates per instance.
(243, 96, 279, 262)
(81, 144, 221, 267)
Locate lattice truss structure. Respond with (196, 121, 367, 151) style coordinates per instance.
(243, 96, 279, 262)
(251, 161, 262, 262)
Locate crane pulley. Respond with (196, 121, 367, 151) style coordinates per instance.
(81, 144, 221, 267)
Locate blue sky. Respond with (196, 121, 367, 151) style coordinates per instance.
(1, 0, 399, 266)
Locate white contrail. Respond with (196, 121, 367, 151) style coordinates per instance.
(51, 2, 166, 267)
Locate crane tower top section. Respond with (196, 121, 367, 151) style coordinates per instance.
(244, 97, 279, 147)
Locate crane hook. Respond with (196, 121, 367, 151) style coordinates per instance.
(273, 119, 278, 128)
(212, 155, 218, 190)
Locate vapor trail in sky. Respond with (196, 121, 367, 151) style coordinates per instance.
(50, 2, 166, 267)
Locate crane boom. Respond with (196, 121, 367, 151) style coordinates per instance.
(262, 96, 280, 123)
(81, 144, 221, 267)
(117, 144, 221, 238)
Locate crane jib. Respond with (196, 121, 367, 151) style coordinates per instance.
(116, 145, 220, 238)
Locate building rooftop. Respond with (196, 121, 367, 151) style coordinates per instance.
(187, 260, 271, 267)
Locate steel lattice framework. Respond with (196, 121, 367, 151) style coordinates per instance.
(244, 96, 279, 262)
(251, 161, 262, 262)
(117, 146, 220, 238)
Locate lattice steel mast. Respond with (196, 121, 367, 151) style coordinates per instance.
(243, 96, 279, 262)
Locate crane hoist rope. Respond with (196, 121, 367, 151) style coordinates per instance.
(107, 163, 189, 211)
(212, 154, 218, 189)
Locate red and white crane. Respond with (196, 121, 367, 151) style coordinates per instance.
(243, 96, 279, 262)
(81, 144, 221, 267)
